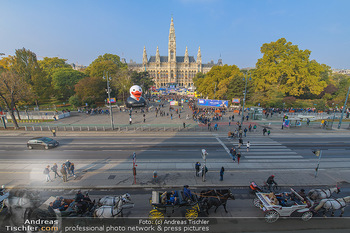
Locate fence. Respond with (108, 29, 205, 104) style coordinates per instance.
(23, 125, 213, 132)
(5, 112, 70, 121)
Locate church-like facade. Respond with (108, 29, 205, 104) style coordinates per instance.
(128, 17, 222, 88)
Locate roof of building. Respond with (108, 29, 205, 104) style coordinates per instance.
(148, 56, 196, 63)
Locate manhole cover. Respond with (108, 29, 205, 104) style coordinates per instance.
(108, 175, 116, 180)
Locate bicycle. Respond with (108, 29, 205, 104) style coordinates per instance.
(262, 182, 281, 192)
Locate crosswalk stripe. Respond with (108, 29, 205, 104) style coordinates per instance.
(244, 155, 303, 159)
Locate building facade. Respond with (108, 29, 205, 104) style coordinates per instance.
(128, 17, 222, 88)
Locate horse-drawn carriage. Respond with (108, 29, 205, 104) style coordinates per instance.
(253, 188, 313, 223)
(149, 190, 201, 220)
(149, 188, 235, 220)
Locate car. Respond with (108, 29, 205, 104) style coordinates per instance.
(27, 137, 59, 150)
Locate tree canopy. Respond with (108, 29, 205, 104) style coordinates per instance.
(85, 53, 127, 78)
(253, 38, 328, 97)
(52, 68, 86, 100)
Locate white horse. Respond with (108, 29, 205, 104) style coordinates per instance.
(98, 193, 131, 206)
(308, 187, 340, 200)
(94, 197, 134, 218)
(313, 196, 350, 217)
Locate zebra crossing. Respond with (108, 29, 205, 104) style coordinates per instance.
(220, 135, 303, 159)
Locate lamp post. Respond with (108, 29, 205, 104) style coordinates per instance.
(103, 71, 115, 130)
(241, 72, 250, 126)
(338, 86, 350, 129)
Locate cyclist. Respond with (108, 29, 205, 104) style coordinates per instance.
(266, 175, 277, 192)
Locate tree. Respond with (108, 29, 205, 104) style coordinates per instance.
(195, 65, 242, 99)
(130, 71, 154, 93)
(12, 48, 49, 101)
(112, 69, 132, 102)
(254, 38, 328, 97)
(0, 70, 32, 129)
(38, 57, 71, 75)
(74, 76, 106, 104)
(85, 53, 127, 78)
(52, 68, 86, 100)
(69, 95, 80, 108)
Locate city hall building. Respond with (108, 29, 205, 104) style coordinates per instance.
(128, 17, 222, 88)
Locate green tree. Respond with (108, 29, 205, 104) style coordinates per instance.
(12, 48, 49, 101)
(74, 76, 106, 104)
(85, 53, 127, 78)
(130, 71, 154, 94)
(68, 95, 80, 108)
(112, 69, 132, 102)
(195, 65, 242, 99)
(52, 68, 86, 100)
(0, 70, 32, 129)
(254, 38, 328, 97)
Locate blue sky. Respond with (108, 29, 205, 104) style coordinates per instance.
(1, 0, 349, 69)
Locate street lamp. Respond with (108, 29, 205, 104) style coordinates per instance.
(338, 86, 350, 129)
(241, 72, 251, 126)
(103, 71, 115, 130)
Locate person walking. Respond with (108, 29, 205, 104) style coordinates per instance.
(129, 117, 132, 125)
(238, 138, 243, 148)
(51, 129, 56, 137)
(51, 163, 60, 178)
(267, 129, 271, 136)
(195, 162, 201, 177)
(246, 141, 251, 152)
(65, 160, 71, 175)
(183, 122, 186, 128)
(239, 129, 243, 138)
(248, 124, 252, 132)
(230, 147, 236, 162)
(263, 127, 267, 136)
(69, 163, 76, 177)
(60, 164, 68, 182)
(43, 165, 52, 182)
(244, 128, 248, 137)
(237, 152, 241, 164)
(253, 124, 257, 132)
(220, 167, 225, 181)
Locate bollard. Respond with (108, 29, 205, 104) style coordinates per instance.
(103, 126, 105, 131)
(88, 126, 90, 131)
(64, 126, 66, 131)
(40, 126, 42, 131)
(32, 126, 35, 131)
(95, 126, 97, 131)
(25, 126, 27, 131)
(72, 126, 74, 131)
(80, 126, 82, 131)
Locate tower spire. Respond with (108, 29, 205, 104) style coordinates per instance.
(156, 46, 160, 63)
(168, 16, 176, 62)
(143, 46, 147, 65)
(184, 46, 189, 63)
(197, 46, 202, 64)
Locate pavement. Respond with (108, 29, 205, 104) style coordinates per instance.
(1, 103, 350, 190)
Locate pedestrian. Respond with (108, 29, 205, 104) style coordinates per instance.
(208, 122, 211, 131)
(239, 129, 243, 138)
(195, 162, 201, 177)
(244, 128, 248, 137)
(246, 141, 250, 152)
(230, 147, 236, 162)
(65, 160, 71, 175)
(237, 152, 241, 164)
(263, 127, 267, 136)
(267, 129, 271, 136)
(249, 124, 252, 132)
(179, 114, 181, 119)
(171, 113, 173, 120)
(229, 121, 231, 126)
(43, 165, 51, 182)
(51, 163, 60, 178)
(214, 123, 218, 131)
(183, 122, 186, 128)
(52, 128, 56, 137)
(129, 117, 132, 125)
(69, 163, 76, 177)
(246, 115, 249, 121)
(238, 138, 243, 148)
(220, 167, 225, 181)
(253, 124, 257, 132)
(61, 164, 68, 182)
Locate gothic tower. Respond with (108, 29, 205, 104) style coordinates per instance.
(168, 17, 176, 83)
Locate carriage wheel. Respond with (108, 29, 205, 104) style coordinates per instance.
(265, 210, 279, 223)
(253, 198, 262, 208)
(185, 208, 198, 220)
(149, 209, 164, 220)
(301, 211, 313, 221)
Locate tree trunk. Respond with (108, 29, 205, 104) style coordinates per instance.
(15, 105, 21, 120)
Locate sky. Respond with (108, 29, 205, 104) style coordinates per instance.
(1, 0, 349, 69)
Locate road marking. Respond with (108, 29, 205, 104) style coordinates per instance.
(62, 150, 84, 152)
(244, 155, 303, 159)
(215, 137, 230, 157)
(243, 152, 297, 155)
(178, 150, 198, 152)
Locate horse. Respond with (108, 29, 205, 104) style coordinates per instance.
(199, 189, 235, 215)
(94, 197, 134, 218)
(313, 196, 350, 217)
(98, 193, 131, 206)
(308, 187, 340, 201)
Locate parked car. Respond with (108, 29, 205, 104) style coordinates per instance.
(27, 137, 59, 150)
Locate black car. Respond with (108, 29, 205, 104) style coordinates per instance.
(27, 137, 59, 150)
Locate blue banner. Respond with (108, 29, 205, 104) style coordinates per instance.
(197, 99, 229, 108)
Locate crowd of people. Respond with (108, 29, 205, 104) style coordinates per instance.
(43, 160, 76, 183)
